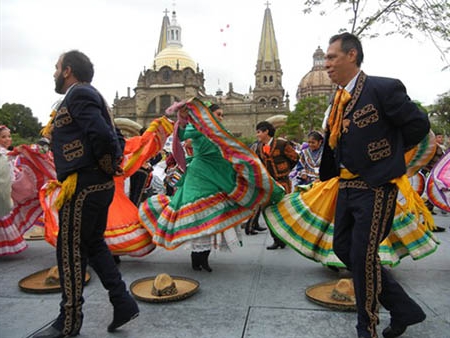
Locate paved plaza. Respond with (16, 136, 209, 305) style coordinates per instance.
(1, 214, 449, 338)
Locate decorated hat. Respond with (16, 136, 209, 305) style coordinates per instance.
(18, 266, 91, 294)
(130, 273, 199, 303)
(305, 278, 356, 311)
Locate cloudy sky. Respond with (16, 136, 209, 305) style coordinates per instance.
(1, 0, 448, 125)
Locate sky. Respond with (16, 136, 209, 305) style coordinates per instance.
(1, 0, 449, 125)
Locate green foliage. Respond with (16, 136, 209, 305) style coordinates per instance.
(428, 90, 450, 135)
(302, 0, 450, 69)
(0, 103, 43, 145)
(278, 96, 329, 141)
(237, 135, 256, 147)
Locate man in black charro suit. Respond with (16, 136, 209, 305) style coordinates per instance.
(320, 33, 429, 338)
(32, 50, 138, 338)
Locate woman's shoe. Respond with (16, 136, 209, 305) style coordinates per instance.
(199, 250, 212, 272)
(191, 252, 202, 271)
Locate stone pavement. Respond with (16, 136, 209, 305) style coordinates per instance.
(1, 214, 449, 338)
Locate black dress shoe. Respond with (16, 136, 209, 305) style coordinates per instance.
(253, 225, 267, 231)
(383, 311, 426, 338)
(108, 297, 139, 332)
(266, 243, 281, 250)
(32, 325, 79, 338)
(432, 226, 446, 232)
(382, 324, 406, 338)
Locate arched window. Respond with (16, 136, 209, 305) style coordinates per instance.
(163, 70, 171, 81)
(269, 75, 273, 82)
(147, 99, 156, 115)
(160, 95, 171, 115)
(263, 76, 267, 83)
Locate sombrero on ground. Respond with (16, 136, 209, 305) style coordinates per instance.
(130, 273, 199, 303)
(305, 278, 356, 311)
(23, 225, 45, 241)
(18, 266, 91, 294)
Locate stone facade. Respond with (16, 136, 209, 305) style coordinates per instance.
(112, 6, 289, 138)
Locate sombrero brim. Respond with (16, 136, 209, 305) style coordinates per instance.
(23, 226, 45, 241)
(18, 268, 91, 294)
(130, 276, 199, 303)
(305, 279, 356, 311)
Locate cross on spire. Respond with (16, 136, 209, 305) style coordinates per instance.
(265, 1, 271, 8)
(163, 8, 169, 16)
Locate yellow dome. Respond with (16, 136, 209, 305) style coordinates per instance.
(154, 45, 196, 71)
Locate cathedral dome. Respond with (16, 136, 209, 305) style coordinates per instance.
(296, 46, 334, 101)
(154, 45, 196, 71)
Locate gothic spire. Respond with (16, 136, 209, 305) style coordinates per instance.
(256, 4, 280, 67)
(157, 9, 170, 54)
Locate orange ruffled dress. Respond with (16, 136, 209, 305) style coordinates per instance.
(41, 117, 173, 257)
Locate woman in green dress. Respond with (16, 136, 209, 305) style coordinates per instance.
(139, 98, 284, 270)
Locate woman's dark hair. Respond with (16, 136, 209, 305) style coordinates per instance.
(208, 103, 220, 113)
(61, 50, 94, 83)
(329, 32, 364, 67)
(307, 131, 324, 142)
(256, 121, 275, 137)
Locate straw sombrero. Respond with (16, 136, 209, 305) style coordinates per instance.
(23, 226, 45, 241)
(305, 278, 356, 311)
(130, 273, 199, 303)
(18, 266, 91, 294)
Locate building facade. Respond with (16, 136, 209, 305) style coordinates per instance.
(296, 46, 336, 102)
(113, 5, 289, 138)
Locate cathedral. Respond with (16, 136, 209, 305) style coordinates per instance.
(296, 46, 336, 101)
(113, 5, 290, 137)
(112, 5, 334, 138)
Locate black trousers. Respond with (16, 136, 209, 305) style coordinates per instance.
(333, 178, 424, 338)
(54, 170, 128, 335)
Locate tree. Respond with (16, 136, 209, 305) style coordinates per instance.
(277, 96, 329, 141)
(0, 103, 43, 145)
(428, 91, 450, 134)
(302, 0, 450, 69)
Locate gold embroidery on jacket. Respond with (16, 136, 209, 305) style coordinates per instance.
(63, 140, 84, 161)
(55, 107, 73, 128)
(368, 139, 391, 161)
(353, 104, 379, 128)
(98, 154, 114, 174)
(339, 180, 369, 189)
(343, 72, 366, 118)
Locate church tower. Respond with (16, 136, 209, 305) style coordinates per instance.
(113, 9, 205, 127)
(253, 3, 285, 107)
